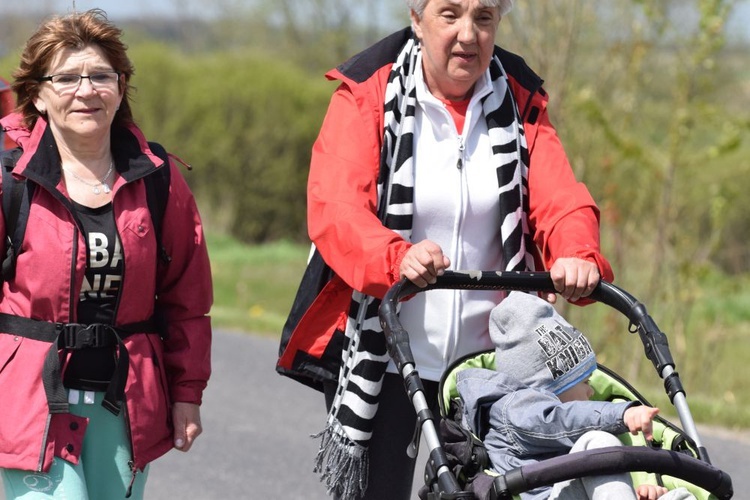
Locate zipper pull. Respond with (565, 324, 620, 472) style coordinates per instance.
(457, 138, 465, 169)
(126, 460, 137, 498)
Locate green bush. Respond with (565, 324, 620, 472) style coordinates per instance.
(128, 42, 334, 243)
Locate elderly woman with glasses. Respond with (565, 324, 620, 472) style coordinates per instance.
(0, 9, 212, 499)
(277, 0, 614, 498)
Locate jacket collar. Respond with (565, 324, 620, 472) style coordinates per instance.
(331, 27, 544, 95)
(5, 113, 163, 189)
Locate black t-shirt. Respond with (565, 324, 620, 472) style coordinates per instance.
(63, 201, 124, 392)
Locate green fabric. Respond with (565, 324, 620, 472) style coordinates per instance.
(440, 351, 718, 500)
(1, 390, 149, 499)
(589, 369, 714, 500)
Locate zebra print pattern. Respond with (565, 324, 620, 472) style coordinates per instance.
(314, 35, 534, 500)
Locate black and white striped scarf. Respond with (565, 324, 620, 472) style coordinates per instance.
(314, 35, 535, 499)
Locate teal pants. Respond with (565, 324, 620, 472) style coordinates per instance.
(1, 391, 149, 499)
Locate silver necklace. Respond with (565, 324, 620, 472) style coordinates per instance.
(63, 161, 114, 195)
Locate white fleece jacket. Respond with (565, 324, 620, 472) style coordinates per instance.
(394, 55, 511, 381)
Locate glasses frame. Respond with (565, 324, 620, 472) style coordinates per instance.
(37, 71, 121, 93)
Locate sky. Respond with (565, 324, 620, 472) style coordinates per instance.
(1, 0, 748, 40)
(1, 0, 210, 19)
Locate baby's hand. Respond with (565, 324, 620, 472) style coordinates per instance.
(623, 405, 660, 441)
(636, 483, 669, 499)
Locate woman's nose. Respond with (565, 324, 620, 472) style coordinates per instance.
(74, 77, 97, 96)
(457, 17, 477, 43)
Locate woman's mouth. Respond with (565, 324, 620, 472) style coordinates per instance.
(453, 52, 477, 62)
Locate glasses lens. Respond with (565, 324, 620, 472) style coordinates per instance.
(89, 72, 119, 87)
(51, 74, 81, 88)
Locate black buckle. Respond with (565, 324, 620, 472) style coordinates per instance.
(58, 323, 116, 349)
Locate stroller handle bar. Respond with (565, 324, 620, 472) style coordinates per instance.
(380, 271, 674, 378)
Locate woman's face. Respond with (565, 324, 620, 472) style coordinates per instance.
(411, 0, 501, 101)
(33, 44, 123, 146)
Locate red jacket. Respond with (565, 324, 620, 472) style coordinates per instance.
(277, 29, 613, 391)
(0, 113, 213, 472)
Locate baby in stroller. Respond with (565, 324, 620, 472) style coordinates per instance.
(456, 291, 696, 500)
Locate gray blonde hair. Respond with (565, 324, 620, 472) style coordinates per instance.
(405, 0, 513, 18)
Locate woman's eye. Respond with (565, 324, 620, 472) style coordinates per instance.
(55, 75, 79, 84)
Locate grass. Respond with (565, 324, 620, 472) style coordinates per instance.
(207, 233, 750, 430)
(207, 233, 308, 335)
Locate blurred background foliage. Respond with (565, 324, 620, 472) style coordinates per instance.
(1, 0, 749, 427)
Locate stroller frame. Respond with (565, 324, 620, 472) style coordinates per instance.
(378, 270, 733, 499)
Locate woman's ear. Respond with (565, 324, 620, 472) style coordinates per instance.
(410, 9, 423, 39)
(33, 96, 46, 115)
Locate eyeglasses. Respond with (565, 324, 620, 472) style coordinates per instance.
(38, 72, 120, 93)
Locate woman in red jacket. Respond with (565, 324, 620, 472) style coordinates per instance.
(277, 0, 613, 498)
(0, 10, 212, 499)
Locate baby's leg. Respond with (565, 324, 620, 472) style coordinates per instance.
(548, 430, 637, 500)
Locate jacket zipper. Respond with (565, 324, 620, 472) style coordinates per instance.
(69, 225, 79, 316)
(456, 136, 465, 170)
(112, 194, 138, 497)
(449, 134, 468, 368)
(30, 185, 80, 471)
(123, 400, 138, 498)
(35, 415, 53, 471)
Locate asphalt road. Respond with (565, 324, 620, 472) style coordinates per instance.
(2, 330, 748, 499)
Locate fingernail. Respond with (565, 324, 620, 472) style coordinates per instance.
(175, 438, 184, 448)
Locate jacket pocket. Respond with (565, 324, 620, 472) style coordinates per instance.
(122, 334, 172, 468)
(146, 334, 172, 415)
(0, 335, 56, 471)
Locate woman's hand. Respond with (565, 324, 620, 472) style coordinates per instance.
(400, 240, 451, 287)
(547, 257, 600, 303)
(172, 402, 203, 452)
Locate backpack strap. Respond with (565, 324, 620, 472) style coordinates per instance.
(1, 148, 33, 282)
(145, 142, 171, 264)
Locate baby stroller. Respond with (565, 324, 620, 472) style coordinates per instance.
(378, 271, 734, 500)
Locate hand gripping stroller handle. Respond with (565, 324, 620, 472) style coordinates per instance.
(495, 446, 733, 499)
(380, 271, 557, 373)
(380, 271, 675, 384)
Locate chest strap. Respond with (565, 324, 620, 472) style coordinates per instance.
(0, 312, 161, 416)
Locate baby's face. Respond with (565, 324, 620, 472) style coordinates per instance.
(557, 377, 594, 403)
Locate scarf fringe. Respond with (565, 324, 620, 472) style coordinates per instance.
(312, 422, 369, 499)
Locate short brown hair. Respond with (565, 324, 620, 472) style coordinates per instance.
(11, 9, 135, 129)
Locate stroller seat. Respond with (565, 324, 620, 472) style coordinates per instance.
(436, 350, 718, 500)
